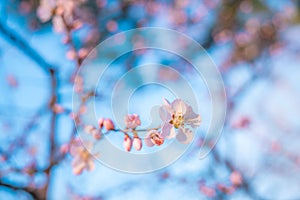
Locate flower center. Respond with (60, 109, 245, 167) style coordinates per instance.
(150, 133, 164, 146)
(82, 150, 90, 161)
(170, 113, 184, 129)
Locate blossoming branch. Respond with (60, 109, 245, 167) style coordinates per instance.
(70, 98, 201, 174)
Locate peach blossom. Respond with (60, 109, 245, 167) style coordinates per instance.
(160, 98, 201, 144)
(124, 114, 141, 129)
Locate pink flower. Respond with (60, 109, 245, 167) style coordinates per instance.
(159, 98, 201, 144)
(103, 119, 115, 131)
(124, 114, 141, 129)
(145, 130, 164, 147)
(70, 140, 95, 175)
(123, 134, 132, 152)
(133, 136, 142, 151)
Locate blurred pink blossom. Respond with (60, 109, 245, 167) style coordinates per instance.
(37, 0, 56, 23)
(6, 75, 18, 88)
(60, 143, 69, 154)
(230, 171, 243, 186)
(200, 185, 216, 197)
(84, 125, 102, 140)
(70, 140, 95, 175)
(53, 104, 64, 114)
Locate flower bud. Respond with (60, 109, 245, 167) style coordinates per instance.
(151, 133, 164, 146)
(123, 134, 132, 152)
(103, 119, 115, 131)
(133, 136, 142, 151)
(98, 118, 104, 129)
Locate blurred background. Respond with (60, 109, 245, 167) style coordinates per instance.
(1, 0, 300, 199)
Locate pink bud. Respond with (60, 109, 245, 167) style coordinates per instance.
(133, 136, 142, 151)
(124, 134, 132, 152)
(98, 118, 104, 129)
(103, 119, 115, 131)
(230, 171, 243, 186)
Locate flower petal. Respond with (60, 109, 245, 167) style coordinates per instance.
(167, 126, 176, 139)
(161, 123, 172, 138)
(176, 128, 194, 144)
(163, 98, 171, 107)
(87, 159, 95, 171)
(171, 99, 187, 115)
(72, 160, 85, 175)
(184, 105, 201, 128)
(145, 138, 154, 147)
(159, 105, 172, 121)
(145, 130, 156, 147)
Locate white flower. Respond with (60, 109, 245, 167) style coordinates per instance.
(159, 98, 201, 144)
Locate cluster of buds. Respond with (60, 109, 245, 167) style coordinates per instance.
(123, 133, 143, 152)
(123, 114, 143, 151)
(98, 118, 115, 131)
(84, 118, 116, 140)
